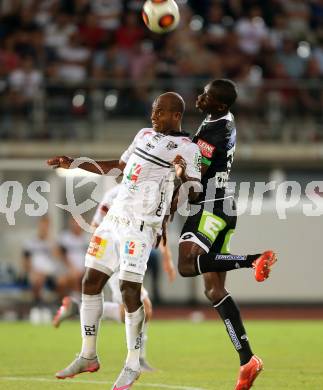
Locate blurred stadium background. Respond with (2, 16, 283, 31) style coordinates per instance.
(1, 0, 323, 321)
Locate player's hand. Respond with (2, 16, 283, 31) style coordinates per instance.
(47, 156, 74, 169)
(172, 155, 186, 179)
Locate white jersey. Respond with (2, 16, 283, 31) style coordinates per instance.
(58, 230, 89, 271)
(109, 128, 201, 228)
(92, 184, 120, 227)
(23, 237, 56, 275)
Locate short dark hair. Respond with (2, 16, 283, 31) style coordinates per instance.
(160, 92, 185, 114)
(210, 79, 237, 108)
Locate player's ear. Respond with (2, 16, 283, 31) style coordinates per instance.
(174, 112, 182, 121)
(218, 103, 227, 112)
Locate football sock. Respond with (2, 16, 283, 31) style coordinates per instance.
(214, 294, 253, 366)
(125, 305, 145, 371)
(102, 301, 122, 323)
(139, 322, 148, 360)
(195, 253, 260, 274)
(80, 293, 103, 359)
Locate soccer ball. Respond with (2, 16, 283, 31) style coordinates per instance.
(142, 0, 180, 34)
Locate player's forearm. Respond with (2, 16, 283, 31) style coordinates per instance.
(47, 156, 125, 175)
(184, 178, 202, 203)
(78, 160, 122, 174)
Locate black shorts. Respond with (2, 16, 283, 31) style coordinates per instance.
(180, 196, 237, 253)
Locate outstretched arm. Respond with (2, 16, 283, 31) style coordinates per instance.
(172, 154, 202, 203)
(47, 156, 126, 175)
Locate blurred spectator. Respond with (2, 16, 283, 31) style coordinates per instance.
(268, 13, 290, 50)
(220, 30, 247, 78)
(299, 57, 323, 139)
(204, 2, 231, 51)
(60, 0, 90, 16)
(115, 11, 145, 52)
(21, 216, 70, 307)
(0, 35, 20, 73)
(129, 40, 156, 82)
(155, 36, 178, 81)
(56, 32, 90, 82)
(235, 6, 268, 56)
(8, 55, 42, 113)
(33, 0, 60, 27)
(276, 37, 307, 79)
(313, 33, 323, 74)
(0, 0, 322, 142)
(310, 0, 323, 30)
(45, 12, 76, 50)
(17, 6, 40, 32)
(90, 0, 123, 30)
(78, 13, 106, 49)
(280, 0, 310, 38)
(92, 42, 129, 81)
(56, 217, 89, 299)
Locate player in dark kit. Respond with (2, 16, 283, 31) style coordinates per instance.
(177, 80, 277, 390)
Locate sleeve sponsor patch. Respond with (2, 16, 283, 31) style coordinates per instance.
(197, 139, 216, 158)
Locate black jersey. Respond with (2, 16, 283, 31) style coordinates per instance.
(192, 112, 236, 202)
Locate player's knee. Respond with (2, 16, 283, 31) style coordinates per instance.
(120, 280, 142, 312)
(204, 287, 226, 304)
(178, 252, 197, 277)
(81, 269, 103, 295)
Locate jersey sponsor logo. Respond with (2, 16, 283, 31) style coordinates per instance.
(124, 240, 135, 255)
(224, 319, 242, 350)
(127, 163, 142, 182)
(194, 152, 202, 172)
(197, 139, 216, 158)
(87, 236, 107, 259)
(166, 141, 178, 150)
(215, 172, 229, 188)
(124, 240, 146, 258)
(145, 142, 155, 151)
(215, 254, 246, 261)
(153, 133, 164, 142)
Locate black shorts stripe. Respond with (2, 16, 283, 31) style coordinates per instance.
(136, 147, 171, 167)
(133, 151, 169, 168)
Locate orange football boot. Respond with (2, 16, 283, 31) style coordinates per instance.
(252, 250, 277, 282)
(235, 355, 263, 390)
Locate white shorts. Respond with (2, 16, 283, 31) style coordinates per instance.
(85, 215, 156, 283)
(108, 272, 149, 304)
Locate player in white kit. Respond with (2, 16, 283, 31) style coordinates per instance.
(47, 92, 202, 389)
(53, 184, 176, 372)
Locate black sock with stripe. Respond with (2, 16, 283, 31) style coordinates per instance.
(195, 253, 260, 274)
(214, 294, 253, 366)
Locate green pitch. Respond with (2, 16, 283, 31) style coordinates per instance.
(0, 320, 322, 390)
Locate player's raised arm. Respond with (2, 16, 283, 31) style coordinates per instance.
(47, 155, 126, 175)
(172, 146, 202, 203)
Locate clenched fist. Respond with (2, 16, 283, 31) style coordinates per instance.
(172, 154, 186, 179)
(47, 156, 74, 169)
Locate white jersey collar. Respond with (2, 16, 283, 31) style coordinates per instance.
(204, 111, 233, 123)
